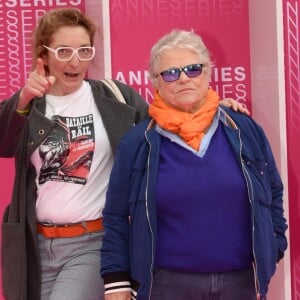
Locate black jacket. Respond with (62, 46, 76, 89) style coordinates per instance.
(0, 79, 148, 300)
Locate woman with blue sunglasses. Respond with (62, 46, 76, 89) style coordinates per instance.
(101, 29, 288, 300)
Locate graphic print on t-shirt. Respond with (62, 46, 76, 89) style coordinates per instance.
(38, 114, 95, 185)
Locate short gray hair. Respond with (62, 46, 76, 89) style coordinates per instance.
(148, 29, 213, 85)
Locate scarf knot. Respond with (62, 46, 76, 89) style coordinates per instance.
(149, 89, 219, 151)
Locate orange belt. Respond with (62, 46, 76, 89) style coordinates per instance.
(37, 218, 103, 238)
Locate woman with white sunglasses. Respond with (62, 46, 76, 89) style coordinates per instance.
(0, 8, 148, 300)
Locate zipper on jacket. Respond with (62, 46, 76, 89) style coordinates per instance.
(243, 161, 261, 297)
(144, 129, 155, 300)
(238, 128, 261, 298)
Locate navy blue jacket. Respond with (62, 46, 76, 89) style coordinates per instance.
(101, 107, 288, 299)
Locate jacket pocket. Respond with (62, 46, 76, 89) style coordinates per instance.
(243, 158, 272, 207)
(2, 221, 23, 300)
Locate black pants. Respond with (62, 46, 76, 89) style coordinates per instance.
(150, 268, 266, 300)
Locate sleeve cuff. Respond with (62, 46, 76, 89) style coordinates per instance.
(103, 271, 131, 294)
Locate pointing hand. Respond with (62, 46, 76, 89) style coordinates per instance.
(18, 58, 56, 110)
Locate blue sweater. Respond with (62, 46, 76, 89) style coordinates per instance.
(155, 124, 252, 272)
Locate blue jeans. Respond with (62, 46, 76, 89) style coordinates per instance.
(150, 268, 264, 300)
(38, 231, 104, 300)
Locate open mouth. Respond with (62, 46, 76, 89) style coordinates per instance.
(65, 73, 80, 78)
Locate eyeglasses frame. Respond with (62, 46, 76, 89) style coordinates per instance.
(159, 63, 204, 82)
(43, 45, 96, 61)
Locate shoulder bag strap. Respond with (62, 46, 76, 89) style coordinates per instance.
(101, 79, 126, 104)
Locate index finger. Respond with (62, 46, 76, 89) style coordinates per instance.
(35, 58, 46, 77)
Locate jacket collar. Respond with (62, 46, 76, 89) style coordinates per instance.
(218, 106, 238, 129)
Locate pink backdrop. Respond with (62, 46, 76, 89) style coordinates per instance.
(4, 0, 300, 299)
(109, 0, 252, 106)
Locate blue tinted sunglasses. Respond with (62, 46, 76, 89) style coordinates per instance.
(159, 63, 203, 82)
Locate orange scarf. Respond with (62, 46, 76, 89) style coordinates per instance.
(149, 89, 219, 151)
